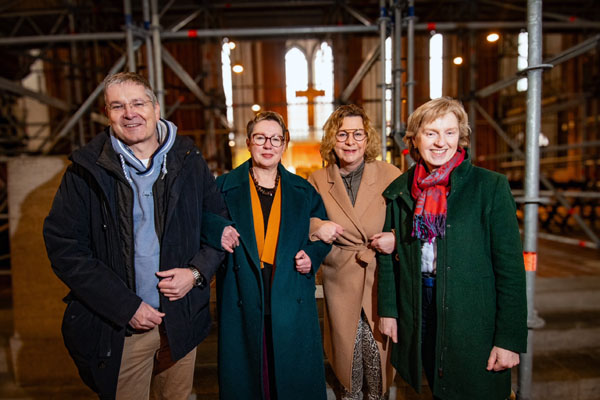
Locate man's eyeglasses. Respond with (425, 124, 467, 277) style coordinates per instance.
(251, 134, 285, 148)
(107, 100, 153, 112)
(335, 129, 367, 142)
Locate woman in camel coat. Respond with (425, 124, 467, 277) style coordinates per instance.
(308, 105, 400, 399)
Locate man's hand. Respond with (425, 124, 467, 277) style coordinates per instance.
(369, 232, 396, 254)
(156, 268, 195, 301)
(129, 301, 165, 330)
(294, 250, 312, 274)
(486, 346, 520, 371)
(221, 225, 240, 253)
(312, 221, 344, 244)
(379, 317, 398, 343)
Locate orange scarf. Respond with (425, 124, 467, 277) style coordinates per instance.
(249, 173, 282, 269)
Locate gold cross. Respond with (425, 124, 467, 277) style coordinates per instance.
(295, 85, 325, 128)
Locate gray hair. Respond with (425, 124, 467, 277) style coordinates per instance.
(103, 72, 158, 107)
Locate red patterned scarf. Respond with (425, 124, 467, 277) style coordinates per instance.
(411, 147, 465, 242)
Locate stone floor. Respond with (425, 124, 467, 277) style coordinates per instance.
(0, 237, 599, 399)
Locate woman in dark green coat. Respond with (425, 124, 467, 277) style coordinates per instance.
(377, 97, 527, 400)
(206, 111, 331, 400)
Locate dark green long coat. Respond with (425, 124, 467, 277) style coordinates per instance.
(377, 156, 527, 400)
(209, 161, 331, 400)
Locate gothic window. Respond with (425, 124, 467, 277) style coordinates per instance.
(285, 41, 334, 141)
(313, 42, 334, 139)
(285, 47, 309, 140)
(429, 33, 443, 99)
(517, 31, 528, 92)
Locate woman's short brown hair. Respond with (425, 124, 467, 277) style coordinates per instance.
(246, 111, 290, 144)
(320, 104, 381, 166)
(404, 97, 471, 162)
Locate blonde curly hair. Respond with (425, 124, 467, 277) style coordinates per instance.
(320, 104, 381, 166)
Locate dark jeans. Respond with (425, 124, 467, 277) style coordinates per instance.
(421, 275, 437, 392)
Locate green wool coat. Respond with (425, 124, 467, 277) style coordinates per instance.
(206, 161, 331, 400)
(377, 155, 527, 400)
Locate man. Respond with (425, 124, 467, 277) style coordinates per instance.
(43, 72, 227, 399)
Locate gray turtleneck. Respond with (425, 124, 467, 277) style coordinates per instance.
(340, 161, 365, 206)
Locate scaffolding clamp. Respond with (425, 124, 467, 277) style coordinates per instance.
(527, 309, 546, 330)
(517, 63, 553, 75)
(513, 196, 551, 204)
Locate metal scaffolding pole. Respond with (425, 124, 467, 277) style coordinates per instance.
(392, 1, 402, 138)
(392, 0, 413, 167)
(481, 0, 593, 23)
(124, 0, 136, 72)
(340, 2, 373, 26)
(406, 0, 415, 115)
(0, 32, 125, 45)
(379, 0, 389, 158)
(68, 3, 85, 147)
(142, 0, 155, 87)
(476, 34, 600, 98)
(475, 103, 600, 248)
(0, 76, 70, 111)
(414, 20, 600, 31)
(161, 25, 378, 39)
(469, 31, 477, 160)
(40, 41, 143, 154)
(518, 0, 543, 397)
(151, 0, 165, 116)
(0, 21, 598, 47)
(339, 44, 381, 104)
(160, 46, 232, 131)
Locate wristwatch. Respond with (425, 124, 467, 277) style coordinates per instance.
(189, 266, 206, 289)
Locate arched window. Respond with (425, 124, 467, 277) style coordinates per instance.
(285, 47, 309, 140)
(385, 36, 392, 134)
(221, 41, 235, 146)
(285, 41, 334, 141)
(313, 42, 334, 139)
(517, 31, 528, 92)
(429, 33, 443, 99)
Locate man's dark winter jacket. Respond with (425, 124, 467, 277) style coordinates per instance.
(43, 128, 227, 399)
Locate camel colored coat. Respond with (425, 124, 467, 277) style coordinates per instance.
(308, 160, 401, 392)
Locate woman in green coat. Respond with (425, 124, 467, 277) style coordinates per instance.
(377, 97, 527, 400)
(206, 111, 331, 400)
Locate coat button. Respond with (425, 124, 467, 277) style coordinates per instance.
(98, 361, 106, 369)
(237, 300, 243, 307)
(297, 298, 303, 304)
(102, 224, 107, 231)
(233, 265, 240, 271)
(394, 254, 400, 261)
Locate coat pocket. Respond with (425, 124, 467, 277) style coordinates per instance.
(62, 299, 102, 360)
(61, 298, 108, 393)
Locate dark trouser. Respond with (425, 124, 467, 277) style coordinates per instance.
(262, 315, 277, 400)
(421, 274, 437, 392)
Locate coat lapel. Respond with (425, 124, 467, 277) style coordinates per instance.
(274, 164, 302, 268)
(221, 161, 261, 270)
(353, 162, 380, 224)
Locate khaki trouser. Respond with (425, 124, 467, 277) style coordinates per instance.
(116, 325, 196, 400)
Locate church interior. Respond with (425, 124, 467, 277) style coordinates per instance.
(0, 0, 599, 398)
